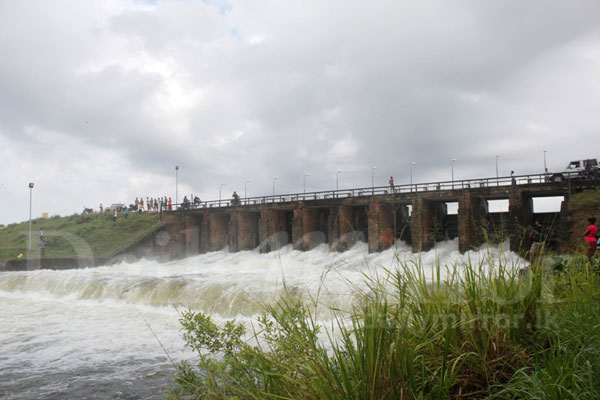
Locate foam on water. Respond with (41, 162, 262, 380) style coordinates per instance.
(0, 240, 525, 399)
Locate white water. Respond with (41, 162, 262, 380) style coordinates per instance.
(0, 240, 524, 399)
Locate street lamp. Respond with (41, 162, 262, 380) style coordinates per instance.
(336, 170, 342, 191)
(371, 166, 377, 195)
(245, 180, 251, 199)
(451, 158, 456, 189)
(410, 162, 416, 191)
(543, 150, 548, 173)
(28, 182, 34, 252)
(303, 173, 309, 194)
(495, 155, 500, 186)
(219, 183, 225, 205)
(273, 177, 279, 196)
(175, 165, 179, 205)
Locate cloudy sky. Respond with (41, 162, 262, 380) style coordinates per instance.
(1, 0, 600, 225)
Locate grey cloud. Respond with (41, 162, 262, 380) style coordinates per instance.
(2, 0, 600, 224)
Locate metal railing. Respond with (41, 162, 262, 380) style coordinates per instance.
(169, 172, 567, 211)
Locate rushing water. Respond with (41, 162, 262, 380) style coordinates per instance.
(0, 240, 523, 399)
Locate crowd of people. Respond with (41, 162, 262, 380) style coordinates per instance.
(130, 196, 174, 212)
(97, 194, 207, 220)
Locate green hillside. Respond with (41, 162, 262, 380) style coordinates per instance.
(0, 211, 174, 260)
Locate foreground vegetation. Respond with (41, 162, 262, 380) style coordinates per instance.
(170, 253, 600, 399)
(0, 211, 172, 260)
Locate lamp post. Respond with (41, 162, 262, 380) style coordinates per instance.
(303, 173, 309, 194)
(543, 150, 547, 173)
(28, 182, 34, 252)
(219, 183, 225, 205)
(336, 170, 342, 191)
(495, 155, 500, 186)
(410, 162, 416, 191)
(175, 165, 179, 206)
(273, 177, 279, 196)
(451, 158, 456, 189)
(245, 180, 251, 199)
(371, 166, 377, 195)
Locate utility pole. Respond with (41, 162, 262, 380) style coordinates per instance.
(28, 182, 34, 252)
(495, 155, 499, 186)
(303, 173, 309, 194)
(245, 180, 251, 199)
(371, 166, 377, 195)
(175, 165, 179, 205)
(451, 158, 456, 189)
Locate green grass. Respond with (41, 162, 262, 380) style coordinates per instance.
(0, 211, 172, 260)
(570, 187, 600, 208)
(169, 253, 600, 399)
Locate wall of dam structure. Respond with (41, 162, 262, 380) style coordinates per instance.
(109, 178, 598, 264)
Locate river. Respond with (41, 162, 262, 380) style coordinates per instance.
(0, 240, 522, 399)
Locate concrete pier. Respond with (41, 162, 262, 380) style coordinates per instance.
(458, 192, 488, 253)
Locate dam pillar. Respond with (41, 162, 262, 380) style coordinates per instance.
(200, 211, 210, 253)
(236, 211, 259, 251)
(508, 190, 533, 252)
(458, 193, 488, 253)
(209, 213, 230, 251)
(293, 206, 323, 250)
(410, 197, 437, 252)
(330, 205, 370, 251)
(327, 205, 340, 250)
(292, 205, 326, 251)
(396, 204, 411, 242)
(292, 206, 303, 250)
(258, 209, 268, 253)
(182, 215, 202, 256)
(368, 200, 394, 252)
(259, 207, 291, 253)
(340, 204, 360, 250)
(228, 212, 239, 252)
(227, 210, 260, 252)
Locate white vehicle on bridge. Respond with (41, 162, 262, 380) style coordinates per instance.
(550, 158, 599, 182)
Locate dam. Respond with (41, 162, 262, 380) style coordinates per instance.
(134, 172, 598, 259)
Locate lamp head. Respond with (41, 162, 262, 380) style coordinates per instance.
(29, 182, 34, 189)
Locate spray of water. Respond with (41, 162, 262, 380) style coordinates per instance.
(0, 240, 524, 399)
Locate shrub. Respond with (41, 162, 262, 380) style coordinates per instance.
(169, 251, 600, 399)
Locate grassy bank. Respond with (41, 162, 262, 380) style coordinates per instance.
(567, 188, 600, 253)
(0, 211, 173, 260)
(170, 254, 600, 399)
